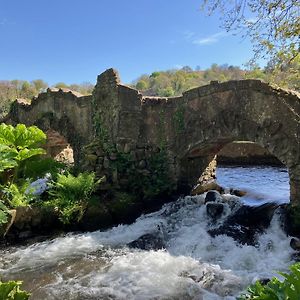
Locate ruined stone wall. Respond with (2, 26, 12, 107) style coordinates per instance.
(4, 88, 93, 164)
(3, 68, 300, 204)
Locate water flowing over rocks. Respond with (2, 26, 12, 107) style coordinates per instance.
(0, 188, 295, 299)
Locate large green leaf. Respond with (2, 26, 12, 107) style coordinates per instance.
(13, 124, 46, 149)
(15, 148, 46, 162)
(0, 124, 16, 147)
(0, 280, 30, 300)
(0, 123, 46, 149)
(0, 123, 47, 183)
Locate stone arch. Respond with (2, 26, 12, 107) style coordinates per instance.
(34, 112, 83, 165)
(216, 141, 282, 165)
(172, 81, 300, 204)
(44, 129, 74, 164)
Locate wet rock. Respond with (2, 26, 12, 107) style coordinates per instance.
(206, 202, 224, 219)
(127, 233, 165, 250)
(191, 181, 224, 196)
(205, 190, 223, 203)
(259, 278, 271, 285)
(209, 203, 279, 245)
(230, 189, 247, 197)
(18, 230, 33, 239)
(290, 237, 300, 251)
(80, 204, 114, 231)
(226, 203, 278, 229)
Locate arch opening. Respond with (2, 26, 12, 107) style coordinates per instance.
(44, 129, 74, 164)
(180, 139, 290, 205)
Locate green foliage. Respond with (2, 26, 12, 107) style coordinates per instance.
(0, 79, 93, 119)
(116, 149, 172, 201)
(173, 105, 185, 134)
(48, 172, 101, 224)
(0, 123, 46, 150)
(0, 201, 10, 225)
(133, 64, 299, 97)
(237, 262, 300, 300)
(159, 87, 175, 97)
(21, 157, 65, 181)
(201, 0, 300, 69)
(0, 279, 30, 300)
(142, 149, 172, 200)
(136, 80, 149, 90)
(0, 123, 46, 184)
(2, 182, 35, 208)
(0, 145, 18, 173)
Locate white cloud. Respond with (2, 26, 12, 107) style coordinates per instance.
(182, 30, 196, 40)
(192, 32, 229, 45)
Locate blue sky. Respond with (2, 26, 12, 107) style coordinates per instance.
(0, 0, 254, 85)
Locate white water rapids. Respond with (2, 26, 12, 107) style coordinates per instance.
(0, 166, 295, 299)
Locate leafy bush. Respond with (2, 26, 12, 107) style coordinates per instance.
(0, 201, 10, 225)
(48, 172, 101, 224)
(237, 262, 300, 300)
(2, 181, 37, 208)
(21, 157, 65, 182)
(0, 123, 46, 184)
(0, 279, 30, 300)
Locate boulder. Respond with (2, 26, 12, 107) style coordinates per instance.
(127, 233, 165, 250)
(206, 202, 224, 219)
(205, 190, 223, 203)
(230, 189, 247, 197)
(191, 181, 224, 196)
(209, 203, 279, 245)
(290, 237, 300, 251)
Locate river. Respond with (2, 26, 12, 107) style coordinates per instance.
(0, 166, 294, 299)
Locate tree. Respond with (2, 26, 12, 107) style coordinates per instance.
(54, 82, 69, 89)
(201, 0, 300, 65)
(32, 79, 48, 93)
(20, 81, 36, 99)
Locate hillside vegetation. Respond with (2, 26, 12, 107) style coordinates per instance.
(0, 61, 299, 118)
(132, 62, 299, 97)
(0, 80, 93, 118)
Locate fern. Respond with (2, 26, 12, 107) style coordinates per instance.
(48, 172, 101, 224)
(237, 262, 300, 300)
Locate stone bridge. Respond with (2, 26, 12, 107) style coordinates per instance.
(3, 69, 300, 205)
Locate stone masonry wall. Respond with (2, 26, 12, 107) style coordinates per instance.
(3, 68, 300, 205)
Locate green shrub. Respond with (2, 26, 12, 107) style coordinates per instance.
(1, 182, 35, 208)
(48, 172, 101, 224)
(237, 262, 300, 300)
(0, 123, 46, 184)
(0, 201, 10, 225)
(21, 157, 65, 182)
(0, 279, 30, 300)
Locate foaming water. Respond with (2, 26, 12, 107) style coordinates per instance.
(0, 166, 294, 299)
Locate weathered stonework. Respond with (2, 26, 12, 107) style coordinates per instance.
(217, 141, 282, 165)
(3, 69, 300, 205)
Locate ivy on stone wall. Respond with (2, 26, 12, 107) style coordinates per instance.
(89, 111, 173, 203)
(158, 109, 167, 148)
(173, 104, 185, 134)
